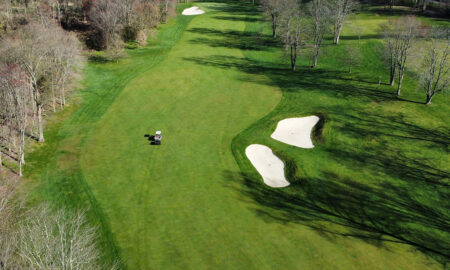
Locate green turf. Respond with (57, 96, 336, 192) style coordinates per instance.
(25, 1, 449, 269)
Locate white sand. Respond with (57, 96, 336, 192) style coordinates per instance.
(182, 6, 205, 16)
(271, 116, 320, 148)
(245, 144, 290, 188)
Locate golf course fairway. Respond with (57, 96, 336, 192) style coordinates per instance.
(26, 1, 449, 270)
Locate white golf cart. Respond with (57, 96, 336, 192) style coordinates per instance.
(154, 131, 162, 145)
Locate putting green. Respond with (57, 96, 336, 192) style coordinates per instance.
(29, 2, 445, 270)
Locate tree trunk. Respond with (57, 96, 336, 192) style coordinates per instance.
(397, 72, 404, 96)
(334, 24, 343, 45)
(20, 129, 25, 165)
(61, 84, 66, 108)
(37, 104, 45, 142)
(19, 151, 23, 176)
(271, 14, 277, 38)
(422, 0, 428, 11)
(425, 93, 433, 104)
(57, 1, 61, 22)
(390, 62, 396, 86)
(291, 46, 297, 71)
(51, 81, 56, 112)
(312, 46, 319, 68)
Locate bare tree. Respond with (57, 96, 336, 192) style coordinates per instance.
(48, 30, 84, 109)
(122, 0, 160, 44)
(138, 0, 161, 30)
(382, 21, 399, 86)
(280, 0, 305, 71)
(160, 0, 170, 23)
(105, 37, 126, 62)
(0, 177, 23, 269)
(307, 0, 331, 68)
(0, 64, 31, 176)
(18, 205, 105, 270)
(89, 0, 125, 49)
(352, 25, 365, 45)
(0, 176, 118, 270)
(420, 27, 449, 105)
(260, 0, 284, 38)
(330, 0, 358, 45)
(341, 44, 361, 73)
(1, 17, 84, 145)
(394, 16, 421, 96)
(2, 22, 52, 143)
(381, 16, 420, 91)
(0, 175, 120, 270)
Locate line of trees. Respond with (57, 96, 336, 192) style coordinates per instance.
(0, 4, 84, 176)
(86, 0, 176, 50)
(1, 0, 178, 50)
(260, 0, 448, 104)
(261, 0, 359, 70)
(419, 27, 449, 104)
(382, 16, 449, 103)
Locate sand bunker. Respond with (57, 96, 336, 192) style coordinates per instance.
(245, 144, 290, 188)
(182, 6, 205, 15)
(271, 116, 320, 148)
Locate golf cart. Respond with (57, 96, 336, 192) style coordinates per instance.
(154, 131, 162, 145)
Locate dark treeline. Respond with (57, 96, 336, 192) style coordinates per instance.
(1, 0, 179, 49)
(367, 0, 450, 15)
(0, 2, 84, 177)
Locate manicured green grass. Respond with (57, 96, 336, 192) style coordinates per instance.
(26, 1, 448, 269)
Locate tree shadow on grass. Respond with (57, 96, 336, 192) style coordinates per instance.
(337, 34, 383, 41)
(332, 109, 450, 150)
(189, 37, 269, 51)
(183, 55, 398, 103)
(212, 15, 260, 22)
(187, 27, 279, 51)
(204, 1, 260, 15)
(223, 169, 450, 265)
(327, 144, 450, 187)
